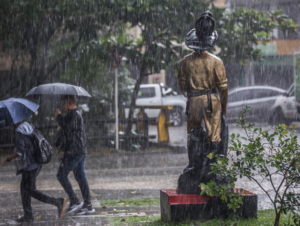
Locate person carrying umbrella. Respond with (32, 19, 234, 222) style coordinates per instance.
(55, 94, 95, 215)
(26, 83, 94, 215)
(0, 98, 67, 223)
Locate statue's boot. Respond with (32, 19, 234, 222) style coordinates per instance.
(211, 142, 230, 186)
(200, 142, 221, 184)
(183, 127, 204, 173)
(178, 127, 207, 194)
(183, 142, 196, 173)
(210, 142, 221, 155)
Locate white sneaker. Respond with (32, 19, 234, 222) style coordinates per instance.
(74, 204, 95, 215)
(65, 202, 83, 215)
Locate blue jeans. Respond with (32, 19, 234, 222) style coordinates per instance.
(57, 153, 91, 206)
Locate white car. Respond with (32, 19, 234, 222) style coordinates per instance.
(227, 86, 286, 124)
(126, 83, 187, 126)
(276, 83, 300, 124)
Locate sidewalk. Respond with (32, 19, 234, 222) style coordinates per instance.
(0, 189, 161, 226)
(0, 150, 183, 225)
(0, 132, 288, 224)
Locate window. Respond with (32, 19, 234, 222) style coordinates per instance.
(137, 87, 155, 98)
(228, 90, 254, 102)
(253, 89, 282, 99)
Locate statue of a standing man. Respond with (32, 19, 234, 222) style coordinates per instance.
(177, 11, 228, 192)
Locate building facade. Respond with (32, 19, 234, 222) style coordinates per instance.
(226, 0, 300, 90)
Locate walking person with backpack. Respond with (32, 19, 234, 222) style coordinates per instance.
(1, 121, 67, 223)
(55, 95, 95, 215)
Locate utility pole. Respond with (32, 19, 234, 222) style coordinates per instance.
(111, 45, 120, 150)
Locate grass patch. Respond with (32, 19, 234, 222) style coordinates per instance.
(101, 197, 160, 206)
(104, 198, 298, 225)
(109, 209, 297, 226)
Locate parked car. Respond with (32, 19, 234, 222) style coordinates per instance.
(126, 83, 187, 126)
(275, 83, 300, 124)
(227, 86, 286, 124)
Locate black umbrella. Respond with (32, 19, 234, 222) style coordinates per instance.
(25, 83, 92, 99)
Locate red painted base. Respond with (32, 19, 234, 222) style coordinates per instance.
(160, 189, 257, 222)
(161, 189, 210, 204)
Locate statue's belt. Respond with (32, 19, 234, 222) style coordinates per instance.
(185, 88, 217, 118)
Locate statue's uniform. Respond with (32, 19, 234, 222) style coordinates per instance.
(177, 51, 228, 144)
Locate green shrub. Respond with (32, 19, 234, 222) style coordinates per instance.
(201, 106, 300, 226)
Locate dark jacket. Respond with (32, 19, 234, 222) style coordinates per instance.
(56, 108, 87, 156)
(15, 122, 39, 175)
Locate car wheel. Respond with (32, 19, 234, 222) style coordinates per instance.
(269, 108, 290, 126)
(168, 106, 183, 127)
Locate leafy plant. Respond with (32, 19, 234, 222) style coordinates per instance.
(201, 106, 300, 226)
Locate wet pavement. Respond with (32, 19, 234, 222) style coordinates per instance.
(0, 146, 184, 225)
(1, 122, 300, 224)
(0, 189, 160, 226)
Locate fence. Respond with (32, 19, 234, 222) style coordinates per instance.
(0, 107, 173, 152)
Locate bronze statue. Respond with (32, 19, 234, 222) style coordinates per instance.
(177, 11, 229, 194)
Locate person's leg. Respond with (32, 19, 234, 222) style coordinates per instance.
(56, 154, 80, 205)
(23, 166, 67, 219)
(26, 166, 57, 205)
(73, 156, 91, 206)
(73, 155, 95, 215)
(20, 170, 35, 222)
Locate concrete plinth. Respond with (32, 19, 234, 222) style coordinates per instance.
(160, 189, 257, 222)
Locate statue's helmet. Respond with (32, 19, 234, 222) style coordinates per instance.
(185, 10, 218, 51)
(195, 11, 215, 42)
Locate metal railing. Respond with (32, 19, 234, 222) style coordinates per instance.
(0, 107, 173, 151)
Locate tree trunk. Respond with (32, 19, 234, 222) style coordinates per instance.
(274, 213, 281, 226)
(40, 33, 49, 83)
(245, 60, 254, 86)
(125, 61, 147, 135)
(9, 50, 19, 96)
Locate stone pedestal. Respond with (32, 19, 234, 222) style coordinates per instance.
(160, 189, 257, 222)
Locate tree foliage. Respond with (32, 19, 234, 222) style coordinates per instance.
(0, 0, 119, 97)
(106, 1, 297, 132)
(0, 0, 298, 132)
(103, 0, 212, 133)
(215, 7, 298, 65)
